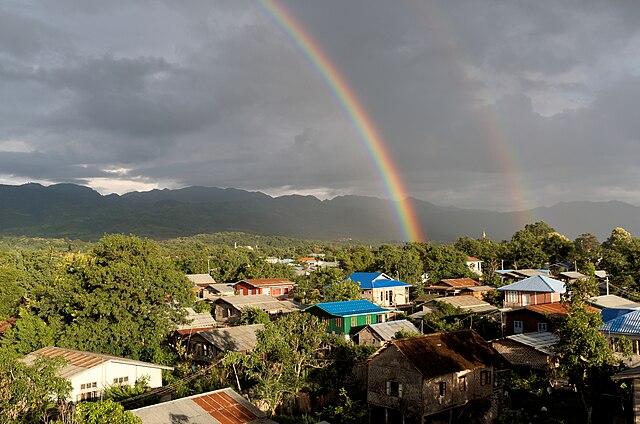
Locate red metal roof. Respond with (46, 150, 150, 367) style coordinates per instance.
(524, 302, 599, 315)
(192, 391, 258, 424)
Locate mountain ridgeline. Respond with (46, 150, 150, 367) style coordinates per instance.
(0, 183, 637, 242)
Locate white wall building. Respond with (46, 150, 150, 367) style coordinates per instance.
(23, 346, 173, 402)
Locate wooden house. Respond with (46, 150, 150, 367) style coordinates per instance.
(497, 275, 565, 308)
(503, 302, 599, 336)
(366, 330, 502, 423)
(304, 300, 390, 340)
(491, 332, 559, 370)
(423, 278, 482, 297)
(186, 324, 264, 362)
(235, 278, 295, 300)
(212, 294, 300, 325)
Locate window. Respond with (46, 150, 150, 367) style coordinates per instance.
(380, 291, 384, 302)
(480, 370, 492, 386)
(335, 318, 342, 328)
(438, 382, 447, 397)
(458, 376, 467, 391)
(366, 315, 372, 325)
(378, 314, 385, 323)
(351, 317, 357, 327)
(113, 376, 130, 385)
(507, 291, 518, 303)
(537, 322, 547, 332)
(513, 321, 523, 334)
(386, 381, 403, 398)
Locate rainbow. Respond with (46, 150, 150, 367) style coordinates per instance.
(258, 0, 424, 242)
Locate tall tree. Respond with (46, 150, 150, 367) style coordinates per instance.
(35, 235, 194, 363)
(554, 275, 621, 424)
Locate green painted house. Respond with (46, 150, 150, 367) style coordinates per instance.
(304, 300, 390, 340)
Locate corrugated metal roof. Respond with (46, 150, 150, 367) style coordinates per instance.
(590, 295, 639, 310)
(346, 272, 411, 289)
(601, 310, 640, 335)
(462, 285, 495, 292)
(305, 299, 389, 317)
(177, 308, 217, 331)
(237, 278, 294, 287)
(438, 278, 481, 288)
(207, 284, 236, 295)
(363, 320, 420, 341)
(505, 331, 559, 355)
(131, 387, 277, 424)
(497, 275, 565, 293)
(431, 295, 498, 313)
(187, 274, 217, 285)
(22, 347, 173, 379)
(215, 295, 301, 313)
(491, 339, 552, 369)
(198, 324, 264, 352)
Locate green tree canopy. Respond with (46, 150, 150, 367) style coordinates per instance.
(34, 234, 194, 363)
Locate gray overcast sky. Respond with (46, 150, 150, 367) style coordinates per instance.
(1, 0, 640, 211)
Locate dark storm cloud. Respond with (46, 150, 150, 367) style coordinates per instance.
(1, 0, 640, 210)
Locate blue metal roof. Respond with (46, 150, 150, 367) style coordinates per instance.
(602, 308, 639, 323)
(347, 272, 411, 289)
(497, 275, 566, 293)
(601, 310, 640, 334)
(304, 300, 389, 317)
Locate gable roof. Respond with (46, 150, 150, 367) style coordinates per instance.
(557, 271, 588, 280)
(601, 310, 640, 335)
(357, 319, 420, 341)
(436, 278, 481, 288)
(347, 272, 411, 289)
(305, 300, 389, 317)
(589, 294, 640, 310)
(214, 295, 301, 313)
(428, 295, 498, 314)
(198, 324, 264, 352)
(176, 308, 217, 334)
(187, 273, 217, 286)
(236, 278, 294, 287)
(370, 330, 501, 379)
(22, 347, 173, 379)
(131, 387, 276, 424)
(497, 275, 566, 293)
(466, 256, 481, 262)
(504, 331, 559, 355)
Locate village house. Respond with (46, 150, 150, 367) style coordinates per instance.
(347, 272, 411, 307)
(366, 330, 502, 424)
(131, 387, 278, 424)
(423, 278, 482, 297)
(496, 269, 550, 281)
(22, 346, 172, 402)
(186, 324, 264, 362)
(555, 271, 588, 284)
(355, 319, 421, 347)
(186, 273, 218, 300)
(212, 294, 300, 326)
(601, 310, 640, 366)
(503, 302, 599, 336)
(466, 256, 483, 276)
(304, 299, 390, 340)
(497, 275, 566, 308)
(234, 278, 295, 300)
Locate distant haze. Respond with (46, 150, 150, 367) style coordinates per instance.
(1, 2, 640, 211)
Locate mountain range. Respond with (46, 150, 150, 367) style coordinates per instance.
(0, 183, 636, 242)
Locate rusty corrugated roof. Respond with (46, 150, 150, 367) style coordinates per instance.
(382, 330, 501, 379)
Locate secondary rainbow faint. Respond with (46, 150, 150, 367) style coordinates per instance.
(258, 0, 425, 242)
